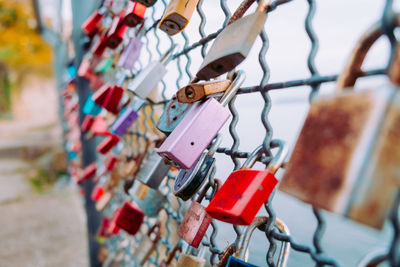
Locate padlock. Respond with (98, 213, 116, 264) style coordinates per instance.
(102, 85, 124, 114)
(111, 97, 147, 136)
(92, 34, 108, 56)
(136, 150, 171, 189)
(106, 11, 128, 49)
(176, 79, 232, 103)
(97, 134, 120, 154)
(133, 184, 166, 217)
(97, 217, 111, 239)
(136, 182, 150, 200)
(92, 83, 112, 106)
(127, 44, 177, 99)
(226, 216, 290, 267)
(91, 184, 105, 201)
(117, 34, 143, 70)
(158, 242, 181, 267)
(206, 141, 287, 225)
(81, 115, 95, 132)
(177, 245, 206, 267)
(196, 0, 269, 80)
(123, 1, 146, 27)
(96, 190, 115, 212)
(94, 58, 113, 74)
(279, 20, 400, 229)
(174, 134, 222, 201)
(157, 70, 245, 169)
(133, 223, 163, 265)
(135, 0, 157, 7)
(81, 8, 105, 36)
(178, 180, 221, 248)
(91, 115, 110, 136)
(93, 155, 119, 183)
(158, 0, 200, 36)
(83, 94, 102, 115)
(156, 95, 193, 134)
(216, 243, 236, 267)
(113, 201, 144, 235)
(78, 162, 97, 184)
(356, 248, 388, 267)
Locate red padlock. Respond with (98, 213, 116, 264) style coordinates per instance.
(92, 34, 108, 57)
(81, 8, 104, 36)
(206, 141, 287, 225)
(77, 57, 93, 79)
(78, 162, 97, 185)
(102, 85, 124, 114)
(113, 201, 144, 235)
(92, 83, 111, 106)
(104, 155, 118, 172)
(91, 185, 105, 201)
(178, 180, 221, 248)
(106, 11, 128, 49)
(97, 217, 111, 238)
(97, 134, 120, 154)
(108, 208, 121, 235)
(123, 1, 146, 27)
(91, 116, 110, 136)
(81, 115, 95, 132)
(89, 75, 105, 91)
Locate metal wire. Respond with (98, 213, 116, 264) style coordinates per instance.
(59, 0, 400, 266)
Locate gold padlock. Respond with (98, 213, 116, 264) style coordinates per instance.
(196, 0, 269, 80)
(279, 16, 400, 229)
(159, 0, 200, 36)
(136, 183, 150, 200)
(176, 79, 232, 103)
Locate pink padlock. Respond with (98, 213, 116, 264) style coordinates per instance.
(157, 70, 245, 169)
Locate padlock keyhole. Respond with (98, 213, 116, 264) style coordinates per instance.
(190, 142, 194, 146)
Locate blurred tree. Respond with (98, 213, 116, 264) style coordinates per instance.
(0, 0, 52, 115)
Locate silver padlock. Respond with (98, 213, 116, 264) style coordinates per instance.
(127, 44, 178, 99)
(137, 149, 171, 189)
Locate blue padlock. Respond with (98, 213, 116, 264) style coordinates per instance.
(83, 94, 102, 116)
(227, 216, 291, 267)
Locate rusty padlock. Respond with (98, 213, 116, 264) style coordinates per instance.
(196, 0, 269, 80)
(176, 79, 232, 103)
(156, 95, 193, 134)
(206, 141, 287, 225)
(178, 180, 221, 248)
(279, 18, 400, 229)
(158, 242, 182, 267)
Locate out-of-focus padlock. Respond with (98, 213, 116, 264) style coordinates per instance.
(113, 201, 144, 235)
(134, 185, 166, 217)
(92, 83, 112, 106)
(279, 20, 400, 229)
(91, 184, 105, 201)
(83, 95, 102, 116)
(206, 140, 287, 225)
(174, 134, 222, 201)
(134, 223, 164, 265)
(177, 245, 206, 267)
(78, 162, 97, 184)
(196, 0, 269, 80)
(111, 97, 147, 136)
(226, 216, 290, 267)
(117, 27, 144, 69)
(158, 242, 181, 267)
(158, 0, 200, 36)
(123, 1, 146, 27)
(81, 8, 105, 36)
(92, 34, 108, 57)
(91, 115, 110, 136)
(157, 95, 193, 134)
(215, 243, 236, 267)
(176, 79, 231, 103)
(106, 11, 128, 49)
(93, 154, 119, 183)
(97, 134, 120, 154)
(135, 0, 157, 7)
(178, 180, 221, 248)
(127, 44, 177, 99)
(102, 85, 124, 114)
(157, 70, 245, 169)
(95, 58, 113, 74)
(81, 115, 95, 132)
(137, 145, 171, 189)
(96, 190, 115, 212)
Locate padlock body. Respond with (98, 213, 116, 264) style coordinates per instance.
(111, 106, 139, 136)
(280, 86, 400, 229)
(102, 85, 123, 113)
(157, 98, 230, 169)
(97, 135, 120, 154)
(134, 187, 166, 217)
(127, 61, 167, 98)
(118, 37, 143, 69)
(92, 83, 111, 106)
(91, 185, 105, 201)
(159, 0, 200, 36)
(82, 9, 103, 36)
(107, 16, 127, 48)
(81, 115, 95, 132)
(83, 96, 102, 115)
(114, 202, 144, 235)
(177, 253, 205, 267)
(174, 153, 214, 200)
(206, 169, 278, 225)
(196, 11, 267, 80)
(92, 116, 110, 136)
(226, 256, 258, 267)
(178, 201, 212, 248)
(157, 98, 192, 134)
(137, 152, 170, 189)
(123, 1, 146, 27)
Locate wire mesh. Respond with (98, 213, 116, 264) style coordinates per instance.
(60, 0, 400, 266)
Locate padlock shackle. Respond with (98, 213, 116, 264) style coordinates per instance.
(165, 242, 182, 264)
(227, 0, 269, 26)
(207, 134, 223, 157)
(267, 139, 288, 175)
(159, 43, 179, 66)
(242, 145, 264, 169)
(196, 179, 221, 203)
(356, 248, 388, 267)
(337, 14, 400, 90)
(219, 70, 246, 107)
(236, 216, 290, 267)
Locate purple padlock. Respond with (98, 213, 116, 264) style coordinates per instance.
(157, 70, 245, 169)
(118, 36, 143, 70)
(111, 97, 146, 136)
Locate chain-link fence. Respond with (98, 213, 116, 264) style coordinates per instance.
(59, 0, 400, 266)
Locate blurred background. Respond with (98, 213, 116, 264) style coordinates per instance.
(0, 0, 399, 267)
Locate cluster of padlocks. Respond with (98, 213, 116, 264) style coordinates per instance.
(60, 0, 400, 266)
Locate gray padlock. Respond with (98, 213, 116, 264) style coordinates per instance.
(136, 150, 171, 189)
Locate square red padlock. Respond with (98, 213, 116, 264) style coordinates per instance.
(113, 202, 144, 235)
